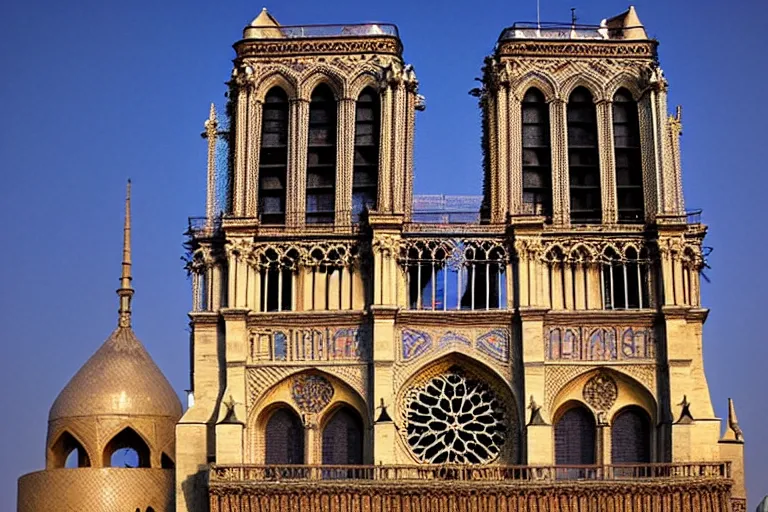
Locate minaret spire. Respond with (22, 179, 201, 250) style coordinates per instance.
(117, 179, 134, 328)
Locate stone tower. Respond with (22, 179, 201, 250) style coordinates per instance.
(17, 182, 183, 512)
(181, 7, 746, 512)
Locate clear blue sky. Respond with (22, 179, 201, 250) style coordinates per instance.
(1, 0, 766, 509)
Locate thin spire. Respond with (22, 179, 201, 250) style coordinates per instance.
(117, 179, 134, 328)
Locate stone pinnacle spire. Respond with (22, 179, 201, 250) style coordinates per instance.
(117, 179, 134, 328)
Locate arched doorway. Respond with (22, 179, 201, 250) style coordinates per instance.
(611, 406, 652, 465)
(264, 407, 305, 465)
(554, 404, 596, 478)
(322, 406, 364, 465)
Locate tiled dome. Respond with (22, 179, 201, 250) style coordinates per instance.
(49, 326, 182, 421)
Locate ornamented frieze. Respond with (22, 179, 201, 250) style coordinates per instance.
(235, 37, 402, 58)
(545, 325, 655, 361)
(400, 327, 510, 363)
(250, 325, 370, 362)
(497, 40, 657, 59)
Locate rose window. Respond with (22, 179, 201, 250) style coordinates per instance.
(405, 369, 507, 464)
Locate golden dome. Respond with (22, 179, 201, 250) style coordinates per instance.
(49, 180, 182, 422)
(48, 325, 182, 421)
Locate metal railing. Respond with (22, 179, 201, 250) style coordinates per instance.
(246, 23, 399, 40)
(412, 195, 483, 224)
(187, 216, 222, 238)
(498, 22, 646, 41)
(210, 462, 730, 483)
(686, 209, 702, 224)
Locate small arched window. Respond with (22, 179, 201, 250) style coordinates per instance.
(613, 89, 644, 223)
(103, 427, 150, 468)
(521, 88, 552, 217)
(352, 87, 380, 222)
(50, 431, 90, 468)
(265, 408, 305, 464)
(611, 406, 651, 464)
(567, 87, 601, 224)
(306, 84, 337, 224)
(322, 406, 364, 465)
(259, 87, 289, 225)
(555, 405, 596, 466)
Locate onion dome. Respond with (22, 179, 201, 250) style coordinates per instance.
(48, 180, 182, 422)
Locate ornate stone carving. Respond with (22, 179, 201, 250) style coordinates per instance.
(582, 372, 618, 411)
(498, 40, 657, 59)
(235, 37, 403, 58)
(291, 374, 334, 413)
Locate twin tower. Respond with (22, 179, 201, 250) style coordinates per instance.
(18, 6, 747, 512)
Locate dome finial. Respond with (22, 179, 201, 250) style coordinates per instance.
(117, 179, 134, 328)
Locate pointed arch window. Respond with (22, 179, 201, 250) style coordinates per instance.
(51, 431, 91, 468)
(322, 406, 364, 466)
(611, 406, 651, 465)
(265, 408, 305, 464)
(521, 88, 552, 217)
(103, 427, 150, 468)
(567, 87, 601, 223)
(352, 87, 380, 222)
(259, 87, 289, 225)
(555, 405, 596, 466)
(613, 89, 644, 223)
(307, 84, 337, 224)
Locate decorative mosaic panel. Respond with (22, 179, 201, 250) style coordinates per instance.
(400, 327, 511, 363)
(250, 325, 370, 362)
(545, 326, 655, 361)
(291, 374, 334, 413)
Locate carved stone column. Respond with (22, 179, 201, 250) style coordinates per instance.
(549, 99, 569, 225)
(232, 85, 248, 216)
(245, 91, 263, 218)
(507, 90, 523, 217)
(597, 99, 617, 224)
(337, 97, 356, 227)
(403, 85, 417, 221)
(378, 86, 393, 212)
(288, 98, 309, 229)
(638, 92, 659, 221)
(493, 84, 509, 223)
(391, 83, 406, 214)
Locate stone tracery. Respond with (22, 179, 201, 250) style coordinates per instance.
(404, 368, 507, 464)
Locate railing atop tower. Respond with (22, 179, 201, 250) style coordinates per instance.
(498, 22, 646, 41)
(246, 23, 399, 40)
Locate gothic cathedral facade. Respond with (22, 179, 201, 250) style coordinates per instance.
(17, 6, 747, 512)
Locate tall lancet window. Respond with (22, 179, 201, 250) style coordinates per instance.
(613, 89, 644, 223)
(521, 88, 552, 217)
(352, 87, 380, 222)
(306, 84, 337, 224)
(567, 87, 601, 224)
(258, 87, 289, 225)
